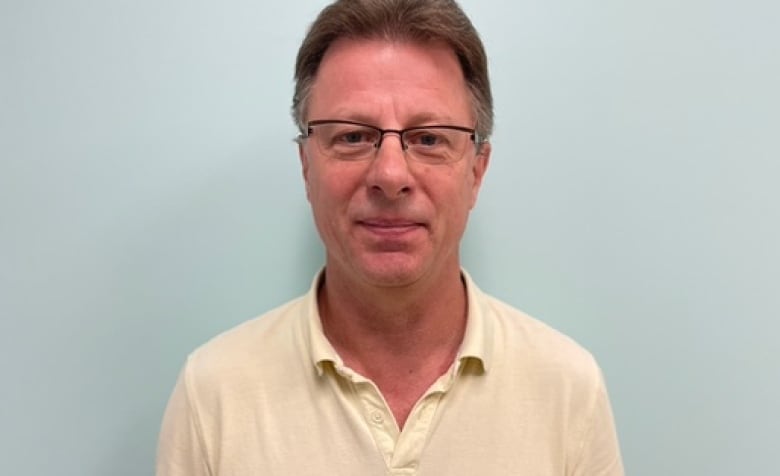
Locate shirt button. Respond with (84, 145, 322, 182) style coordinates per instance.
(371, 411, 384, 424)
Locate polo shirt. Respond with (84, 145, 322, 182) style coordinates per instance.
(157, 270, 624, 475)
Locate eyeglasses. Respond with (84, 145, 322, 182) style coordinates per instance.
(299, 119, 482, 164)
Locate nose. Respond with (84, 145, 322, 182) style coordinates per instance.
(365, 133, 412, 199)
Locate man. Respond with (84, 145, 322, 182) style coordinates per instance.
(157, 0, 624, 474)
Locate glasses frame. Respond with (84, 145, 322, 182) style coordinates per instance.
(299, 119, 483, 163)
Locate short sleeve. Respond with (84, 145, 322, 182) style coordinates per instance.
(156, 362, 211, 476)
(570, 369, 624, 476)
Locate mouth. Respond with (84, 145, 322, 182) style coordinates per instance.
(356, 219, 426, 235)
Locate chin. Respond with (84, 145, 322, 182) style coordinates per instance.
(352, 255, 428, 288)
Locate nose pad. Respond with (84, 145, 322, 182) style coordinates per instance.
(367, 132, 412, 198)
(375, 131, 407, 152)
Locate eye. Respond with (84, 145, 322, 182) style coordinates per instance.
(418, 134, 440, 146)
(341, 131, 367, 144)
(332, 127, 378, 146)
(405, 129, 449, 148)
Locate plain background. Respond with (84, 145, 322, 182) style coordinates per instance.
(2, 0, 778, 474)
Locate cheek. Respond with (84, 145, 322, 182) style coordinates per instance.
(307, 165, 360, 216)
(429, 171, 476, 224)
(452, 168, 477, 205)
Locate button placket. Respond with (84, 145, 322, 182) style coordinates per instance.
(353, 380, 398, 468)
(370, 410, 384, 425)
(390, 392, 443, 472)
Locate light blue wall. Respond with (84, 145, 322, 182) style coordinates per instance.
(1, 1, 778, 474)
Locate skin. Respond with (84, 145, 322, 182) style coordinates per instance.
(298, 38, 491, 428)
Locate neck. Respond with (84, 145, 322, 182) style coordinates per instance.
(317, 265, 468, 377)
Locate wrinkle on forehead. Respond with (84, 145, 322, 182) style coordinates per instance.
(307, 38, 473, 128)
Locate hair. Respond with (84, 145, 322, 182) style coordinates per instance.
(292, 0, 493, 141)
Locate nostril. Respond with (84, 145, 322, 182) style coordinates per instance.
(368, 183, 411, 200)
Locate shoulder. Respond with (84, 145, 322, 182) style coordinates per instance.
(180, 296, 308, 395)
(477, 291, 603, 386)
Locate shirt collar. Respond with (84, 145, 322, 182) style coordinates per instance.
(457, 269, 494, 374)
(303, 268, 493, 376)
(302, 270, 342, 376)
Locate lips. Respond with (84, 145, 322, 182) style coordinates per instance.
(359, 219, 421, 227)
(356, 218, 426, 235)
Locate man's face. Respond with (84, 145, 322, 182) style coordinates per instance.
(299, 38, 490, 288)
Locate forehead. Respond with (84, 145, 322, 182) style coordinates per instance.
(307, 38, 473, 125)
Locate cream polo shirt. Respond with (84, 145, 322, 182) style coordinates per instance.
(157, 271, 624, 476)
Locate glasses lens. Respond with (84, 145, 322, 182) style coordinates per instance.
(403, 127, 470, 164)
(307, 122, 474, 163)
(311, 123, 379, 160)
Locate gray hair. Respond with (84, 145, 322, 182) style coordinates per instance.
(292, 0, 493, 141)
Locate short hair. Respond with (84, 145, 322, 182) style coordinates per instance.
(292, 0, 493, 141)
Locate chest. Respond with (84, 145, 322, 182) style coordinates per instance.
(204, 372, 570, 476)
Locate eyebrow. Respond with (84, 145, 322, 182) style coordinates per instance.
(316, 111, 467, 128)
(405, 112, 463, 126)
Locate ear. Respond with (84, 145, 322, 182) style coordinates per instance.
(469, 142, 491, 208)
(298, 143, 311, 202)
